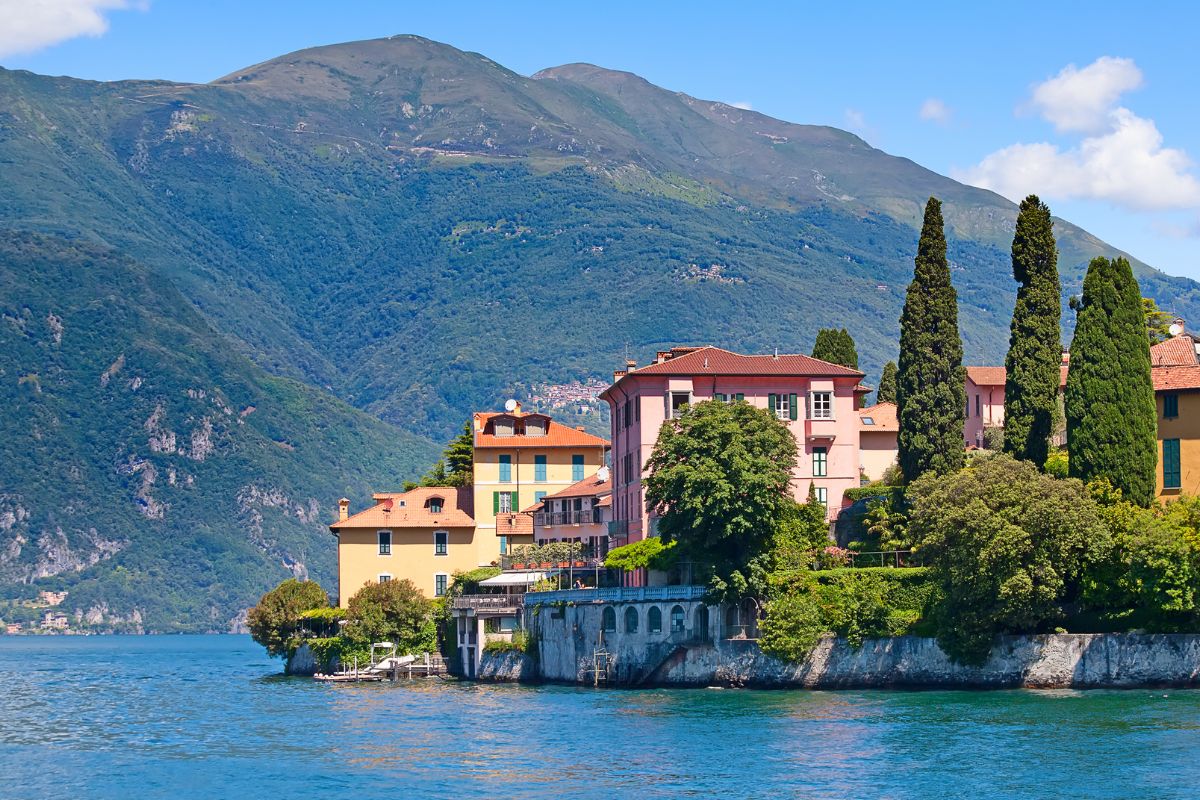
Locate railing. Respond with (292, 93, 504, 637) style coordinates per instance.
(527, 585, 708, 605)
(847, 550, 924, 569)
(534, 510, 604, 526)
(499, 554, 604, 570)
(451, 594, 525, 612)
(607, 520, 629, 538)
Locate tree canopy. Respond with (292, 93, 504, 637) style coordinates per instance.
(897, 197, 965, 483)
(1002, 195, 1061, 469)
(875, 361, 897, 404)
(407, 421, 474, 489)
(343, 578, 437, 655)
(644, 399, 798, 601)
(812, 328, 859, 369)
(908, 454, 1107, 664)
(247, 578, 330, 658)
(1065, 257, 1158, 506)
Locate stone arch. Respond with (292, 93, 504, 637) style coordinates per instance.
(694, 605, 710, 641)
(670, 604, 685, 633)
(602, 606, 616, 632)
(647, 605, 663, 633)
(624, 606, 639, 634)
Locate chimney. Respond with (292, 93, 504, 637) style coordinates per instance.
(614, 369, 627, 381)
(625, 359, 637, 370)
(513, 400, 522, 415)
(1061, 348, 1070, 365)
(656, 350, 671, 364)
(337, 498, 350, 522)
(576, 425, 585, 431)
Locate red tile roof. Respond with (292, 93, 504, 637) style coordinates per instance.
(615, 346, 862, 379)
(1151, 334, 1198, 367)
(543, 471, 612, 500)
(1154, 365, 1200, 391)
(331, 486, 474, 531)
(858, 402, 898, 432)
(495, 512, 533, 536)
(473, 412, 609, 449)
(966, 366, 1069, 389)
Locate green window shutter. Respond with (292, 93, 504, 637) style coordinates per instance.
(510, 491, 519, 511)
(768, 393, 778, 415)
(493, 492, 500, 514)
(789, 393, 799, 421)
(1165, 394, 1179, 419)
(715, 393, 726, 402)
(1164, 439, 1182, 489)
(735, 393, 744, 402)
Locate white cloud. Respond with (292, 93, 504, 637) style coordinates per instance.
(730, 101, 753, 111)
(919, 98, 951, 125)
(958, 57, 1200, 212)
(0, 1, 145, 59)
(1027, 56, 1142, 134)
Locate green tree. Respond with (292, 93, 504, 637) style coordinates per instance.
(1143, 297, 1174, 343)
(897, 197, 965, 483)
(645, 399, 798, 601)
(247, 578, 330, 658)
(812, 328, 859, 369)
(908, 454, 1108, 664)
(876, 361, 898, 404)
(1065, 257, 1158, 506)
(1002, 195, 1061, 469)
(343, 578, 436, 655)
(407, 421, 474, 489)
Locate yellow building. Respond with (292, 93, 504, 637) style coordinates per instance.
(1151, 330, 1200, 500)
(329, 486, 477, 607)
(472, 404, 609, 559)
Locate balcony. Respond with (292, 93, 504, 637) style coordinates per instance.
(804, 416, 838, 441)
(534, 510, 604, 527)
(451, 594, 525, 615)
(526, 585, 708, 605)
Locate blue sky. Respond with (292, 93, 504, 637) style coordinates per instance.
(4, 0, 1199, 281)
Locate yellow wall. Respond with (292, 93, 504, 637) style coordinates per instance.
(1156, 391, 1200, 500)
(473, 445, 607, 545)
(335, 525, 477, 607)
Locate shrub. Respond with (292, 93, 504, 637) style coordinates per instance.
(604, 537, 676, 572)
(343, 579, 436, 656)
(247, 579, 330, 658)
(483, 629, 532, 654)
(760, 592, 826, 662)
(1044, 450, 1069, 479)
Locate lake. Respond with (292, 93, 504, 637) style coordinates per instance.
(1, 635, 1197, 799)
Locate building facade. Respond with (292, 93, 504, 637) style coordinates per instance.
(1151, 329, 1200, 499)
(601, 346, 866, 546)
(472, 405, 609, 559)
(962, 364, 1069, 448)
(329, 487, 477, 606)
(857, 401, 898, 481)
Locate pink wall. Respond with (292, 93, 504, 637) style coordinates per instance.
(606, 374, 863, 546)
(963, 379, 1005, 447)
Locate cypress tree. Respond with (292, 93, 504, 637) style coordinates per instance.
(1002, 195, 1061, 468)
(897, 197, 965, 482)
(812, 328, 858, 368)
(1065, 256, 1158, 506)
(876, 361, 898, 404)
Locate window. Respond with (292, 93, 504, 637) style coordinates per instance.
(572, 454, 585, 481)
(635, 401, 640, 422)
(526, 418, 546, 436)
(1164, 393, 1180, 419)
(624, 606, 639, 633)
(534, 455, 547, 482)
(427, 497, 443, 514)
(647, 606, 663, 633)
(499, 535, 508, 555)
(602, 606, 616, 632)
(816, 487, 828, 508)
(812, 447, 828, 477)
(769, 393, 794, 421)
(378, 574, 392, 583)
(498, 454, 512, 483)
(494, 491, 516, 514)
(861, 416, 875, 425)
(975, 395, 981, 418)
(624, 400, 632, 428)
(377, 531, 391, 556)
(965, 396, 970, 418)
(434, 531, 448, 556)
(535, 491, 547, 504)
(434, 574, 448, 597)
(810, 392, 833, 419)
(670, 605, 685, 633)
(670, 392, 690, 419)
(1164, 438, 1182, 490)
(494, 419, 514, 437)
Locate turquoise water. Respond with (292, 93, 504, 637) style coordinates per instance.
(1, 636, 1198, 799)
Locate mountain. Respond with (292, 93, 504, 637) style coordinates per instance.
(2, 35, 1197, 628)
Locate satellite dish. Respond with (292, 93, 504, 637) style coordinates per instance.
(504, 399, 518, 412)
(1169, 323, 1184, 337)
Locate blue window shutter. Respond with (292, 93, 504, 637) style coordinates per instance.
(499, 454, 511, 482)
(789, 393, 799, 421)
(535, 455, 547, 482)
(572, 454, 584, 481)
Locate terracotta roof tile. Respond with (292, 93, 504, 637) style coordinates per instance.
(473, 412, 609, 449)
(617, 346, 863, 379)
(331, 486, 474, 530)
(1151, 334, 1199, 367)
(495, 512, 533, 537)
(543, 471, 612, 500)
(966, 366, 1069, 389)
(1154, 365, 1200, 391)
(858, 402, 898, 432)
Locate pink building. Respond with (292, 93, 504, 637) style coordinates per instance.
(963, 365, 1069, 448)
(600, 346, 866, 547)
(530, 467, 612, 559)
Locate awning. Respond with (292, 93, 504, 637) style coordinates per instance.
(479, 571, 547, 587)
